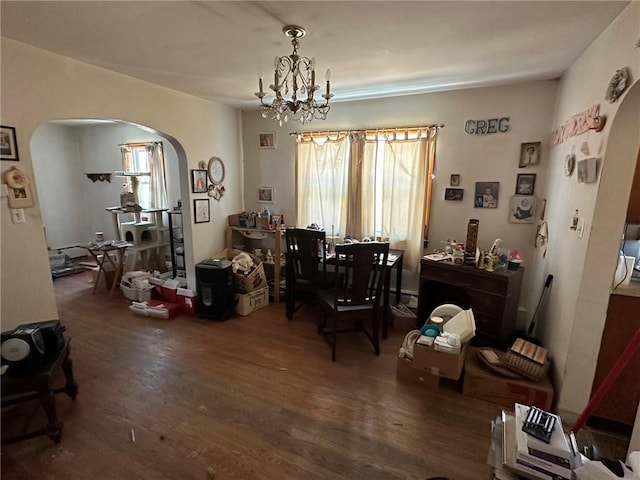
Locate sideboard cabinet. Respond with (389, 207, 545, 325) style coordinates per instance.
(418, 259, 523, 348)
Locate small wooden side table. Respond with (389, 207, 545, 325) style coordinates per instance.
(82, 242, 131, 297)
(1, 337, 78, 444)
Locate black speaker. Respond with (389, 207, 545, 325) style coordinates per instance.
(196, 259, 236, 321)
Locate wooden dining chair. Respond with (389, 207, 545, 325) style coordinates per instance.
(317, 242, 389, 361)
(284, 228, 327, 320)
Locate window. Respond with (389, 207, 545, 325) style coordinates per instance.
(120, 142, 167, 210)
(296, 127, 438, 270)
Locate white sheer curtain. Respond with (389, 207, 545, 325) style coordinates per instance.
(120, 144, 134, 175)
(119, 142, 168, 210)
(357, 135, 428, 270)
(381, 137, 428, 270)
(296, 127, 437, 272)
(296, 134, 349, 236)
(146, 142, 168, 209)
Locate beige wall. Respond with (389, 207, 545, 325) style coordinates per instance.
(539, 2, 640, 418)
(242, 81, 558, 321)
(241, 2, 640, 419)
(1, 38, 243, 329)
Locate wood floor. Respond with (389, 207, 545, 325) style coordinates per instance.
(0, 271, 523, 479)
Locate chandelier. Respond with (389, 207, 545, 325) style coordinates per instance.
(255, 25, 333, 126)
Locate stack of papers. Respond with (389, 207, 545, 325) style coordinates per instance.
(424, 252, 452, 262)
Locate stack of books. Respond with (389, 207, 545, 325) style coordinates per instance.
(488, 403, 582, 480)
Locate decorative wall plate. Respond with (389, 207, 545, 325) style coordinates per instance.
(207, 156, 225, 185)
(4, 166, 29, 189)
(564, 154, 575, 177)
(605, 67, 629, 103)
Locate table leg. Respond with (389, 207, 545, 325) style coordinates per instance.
(383, 266, 391, 340)
(40, 390, 63, 443)
(62, 354, 79, 400)
(93, 254, 106, 294)
(395, 255, 403, 305)
(109, 248, 126, 298)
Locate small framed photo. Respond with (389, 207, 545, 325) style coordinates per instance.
(509, 196, 537, 223)
(519, 141, 541, 167)
(7, 184, 35, 208)
(1, 126, 19, 161)
(474, 182, 500, 208)
(444, 188, 464, 201)
(258, 132, 276, 149)
(194, 198, 210, 223)
(270, 214, 283, 229)
(515, 173, 536, 195)
(450, 174, 460, 186)
(258, 186, 274, 203)
(577, 157, 598, 183)
(191, 169, 208, 193)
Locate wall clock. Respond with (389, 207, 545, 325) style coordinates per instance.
(564, 154, 575, 177)
(207, 156, 225, 185)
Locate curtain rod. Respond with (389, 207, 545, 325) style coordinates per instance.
(288, 124, 444, 137)
(118, 141, 163, 147)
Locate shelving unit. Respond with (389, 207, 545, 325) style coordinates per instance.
(167, 210, 185, 278)
(225, 225, 285, 302)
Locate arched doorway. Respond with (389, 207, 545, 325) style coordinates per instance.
(30, 118, 193, 291)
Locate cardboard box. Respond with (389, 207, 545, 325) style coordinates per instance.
(392, 312, 418, 331)
(462, 346, 554, 410)
(396, 356, 440, 388)
(255, 216, 270, 229)
(212, 248, 267, 293)
(412, 342, 467, 380)
(235, 286, 269, 316)
(228, 212, 248, 227)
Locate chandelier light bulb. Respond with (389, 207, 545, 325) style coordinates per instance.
(255, 25, 332, 125)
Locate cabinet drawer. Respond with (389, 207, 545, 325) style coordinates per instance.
(467, 290, 503, 317)
(470, 275, 508, 295)
(472, 311, 500, 336)
(421, 263, 509, 295)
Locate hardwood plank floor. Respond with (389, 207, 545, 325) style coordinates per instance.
(2, 271, 507, 479)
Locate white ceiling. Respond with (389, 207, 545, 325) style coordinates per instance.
(0, 1, 630, 110)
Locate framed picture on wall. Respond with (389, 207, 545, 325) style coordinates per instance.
(191, 169, 208, 193)
(515, 173, 536, 195)
(258, 132, 276, 149)
(519, 141, 541, 167)
(258, 186, 274, 203)
(0, 126, 19, 161)
(450, 174, 460, 186)
(509, 196, 537, 223)
(444, 188, 464, 201)
(474, 181, 499, 208)
(194, 198, 210, 223)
